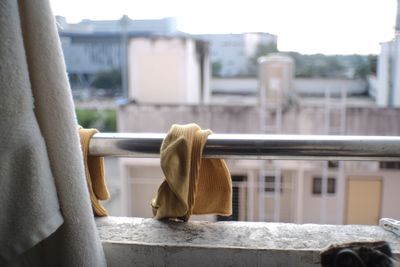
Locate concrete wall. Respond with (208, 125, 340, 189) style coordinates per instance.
(209, 77, 367, 97)
(291, 162, 400, 225)
(121, 158, 162, 217)
(211, 77, 258, 95)
(381, 171, 400, 219)
(294, 78, 367, 96)
(344, 107, 400, 135)
(118, 104, 260, 134)
(97, 217, 400, 267)
(263, 171, 295, 222)
(301, 169, 339, 224)
(377, 42, 391, 106)
(117, 103, 400, 223)
(377, 36, 400, 107)
(127, 38, 202, 104)
(393, 37, 400, 107)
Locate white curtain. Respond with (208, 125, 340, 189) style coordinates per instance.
(0, 0, 106, 266)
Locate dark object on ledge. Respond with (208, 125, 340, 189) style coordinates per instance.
(321, 241, 395, 267)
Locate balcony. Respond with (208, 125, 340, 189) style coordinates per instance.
(92, 133, 400, 266)
(96, 217, 399, 266)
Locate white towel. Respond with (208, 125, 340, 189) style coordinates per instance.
(0, 0, 63, 264)
(0, 0, 106, 266)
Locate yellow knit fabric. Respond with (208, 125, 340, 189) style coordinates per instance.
(78, 127, 110, 216)
(151, 123, 232, 221)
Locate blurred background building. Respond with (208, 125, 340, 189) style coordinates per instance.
(56, 8, 400, 225)
(376, 0, 400, 107)
(117, 53, 400, 224)
(195, 33, 277, 77)
(57, 16, 179, 99)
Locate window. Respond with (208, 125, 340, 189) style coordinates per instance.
(312, 177, 336, 195)
(217, 175, 246, 221)
(328, 161, 339, 169)
(379, 162, 400, 169)
(264, 176, 283, 193)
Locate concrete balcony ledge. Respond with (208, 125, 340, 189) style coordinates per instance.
(96, 216, 400, 267)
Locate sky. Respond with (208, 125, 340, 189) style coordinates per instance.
(49, 0, 397, 55)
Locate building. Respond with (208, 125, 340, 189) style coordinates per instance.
(209, 77, 367, 106)
(116, 96, 400, 224)
(57, 16, 400, 225)
(126, 36, 209, 104)
(114, 54, 400, 225)
(56, 16, 179, 94)
(59, 32, 123, 90)
(196, 33, 277, 77)
(57, 17, 277, 99)
(376, 0, 400, 107)
(56, 16, 177, 35)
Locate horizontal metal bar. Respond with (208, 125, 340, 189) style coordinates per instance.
(89, 133, 400, 161)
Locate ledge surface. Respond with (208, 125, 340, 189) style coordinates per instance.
(97, 216, 400, 267)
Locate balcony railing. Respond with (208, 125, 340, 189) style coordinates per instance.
(92, 133, 400, 266)
(90, 133, 400, 161)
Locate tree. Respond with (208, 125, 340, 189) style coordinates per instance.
(367, 55, 377, 76)
(76, 109, 117, 132)
(91, 69, 122, 90)
(352, 55, 370, 79)
(250, 43, 278, 64)
(248, 43, 278, 76)
(211, 61, 223, 77)
(287, 52, 346, 78)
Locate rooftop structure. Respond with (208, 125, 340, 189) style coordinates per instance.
(376, 0, 400, 107)
(196, 33, 277, 77)
(56, 16, 178, 35)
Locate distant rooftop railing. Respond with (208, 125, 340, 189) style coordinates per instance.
(89, 133, 400, 161)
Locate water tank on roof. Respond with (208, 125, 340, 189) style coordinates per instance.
(258, 53, 294, 106)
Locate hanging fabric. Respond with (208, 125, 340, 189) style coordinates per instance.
(0, 0, 106, 266)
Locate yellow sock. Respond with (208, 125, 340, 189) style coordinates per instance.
(152, 123, 232, 221)
(78, 126, 110, 216)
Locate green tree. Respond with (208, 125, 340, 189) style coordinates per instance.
(252, 43, 278, 60)
(91, 69, 122, 90)
(367, 55, 377, 76)
(287, 52, 346, 78)
(211, 61, 223, 77)
(76, 109, 117, 132)
(352, 55, 370, 79)
(248, 43, 278, 75)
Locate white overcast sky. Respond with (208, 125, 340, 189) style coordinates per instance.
(50, 0, 397, 55)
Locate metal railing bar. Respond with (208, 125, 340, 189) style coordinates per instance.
(89, 133, 400, 161)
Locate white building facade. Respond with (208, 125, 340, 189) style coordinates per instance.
(196, 33, 277, 77)
(127, 36, 209, 104)
(56, 16, 178, 35)
(376, 0, 400, 107)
